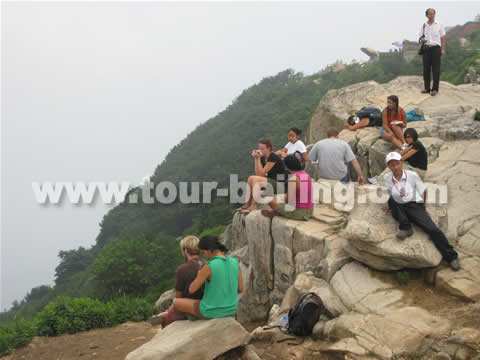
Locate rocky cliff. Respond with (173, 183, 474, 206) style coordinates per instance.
(222, 76, 480, 359)
(134, 76, 480, 360)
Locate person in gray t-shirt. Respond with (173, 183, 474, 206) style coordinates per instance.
(308, 128, 364, 184)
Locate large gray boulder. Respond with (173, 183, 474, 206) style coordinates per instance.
(154, 289, 175, 312)
(322, 306, 451, 360)
(125, 318, 248, 360)
(343, 185, 444, 271)
(330, 262, 403, 314)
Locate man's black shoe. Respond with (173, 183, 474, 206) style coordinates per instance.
(396, 228, 414, 240)
(449, 259, 461, 271)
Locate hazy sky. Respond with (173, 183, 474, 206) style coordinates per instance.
(2, 1, 478, 310)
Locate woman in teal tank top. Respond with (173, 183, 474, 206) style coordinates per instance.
(174, 235, 244, 319)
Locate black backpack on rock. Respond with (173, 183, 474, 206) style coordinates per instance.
(286, 292, 325, 336)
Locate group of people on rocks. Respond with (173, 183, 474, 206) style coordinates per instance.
(149, 8, 456, 326)
(235, 90, 459, 271)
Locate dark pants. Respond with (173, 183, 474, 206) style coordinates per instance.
(388, 197, 457, 262)
(422, 45, 441, 92)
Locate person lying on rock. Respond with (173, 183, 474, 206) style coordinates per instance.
(173, 235, 244, 319)
(238, 138, 288, 214)
(380, 95, 408, 150)
(261, 154, 314, 221)
(382, 152, 460, 271)
(150, 235, 205, 328)
(400, 128, 427, 180)
(308, 128, 364, 184)
(275, 127, 309, 168)
(345, 107, 383, 131)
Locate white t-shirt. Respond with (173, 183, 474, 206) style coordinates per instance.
(419, 22, 446, 47)
(284, 140, 307, 155)
(384, 170, 425, 204)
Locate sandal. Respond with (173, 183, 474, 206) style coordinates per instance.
(149, 314, 166, 326)
(261, 209, 279, 217)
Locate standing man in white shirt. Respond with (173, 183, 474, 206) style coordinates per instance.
(382, 152, 460, 271)
(419, 8, 446, 96)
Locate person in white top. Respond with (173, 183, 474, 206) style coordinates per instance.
(276, 127, 309, 165)
(419, 8, 446, 96)
(382, 152, 460, 271)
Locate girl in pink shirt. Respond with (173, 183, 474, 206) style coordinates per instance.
(262, 154, 313, 221)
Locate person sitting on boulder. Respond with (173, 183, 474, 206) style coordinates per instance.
(308, 128, 364, 184)
(173, 235, 244, 319)
(400, 128, 427, 180)
(380, 95, 408, 150)
(261, 154, 314, 221)
(238, 138, 288, 214)
(382, 152, 460, 271)
(275, 127, 309, 165)
(150, 235, 205, 328)
(345, 107, 383, 131)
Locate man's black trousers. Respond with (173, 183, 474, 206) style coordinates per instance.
(388, 197, 457, 262)
(422, 45, 441, 92)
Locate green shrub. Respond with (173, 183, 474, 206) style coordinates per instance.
(0, 317, 35, 356)
(36, 296, 110, 336)
(110, 297, 155, 324)
(475, 110, 480, 121)
(35, 296, 155, 337)
(396, 271, 409, 285)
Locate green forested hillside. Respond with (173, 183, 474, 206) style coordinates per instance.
(3, 26, 479, 323)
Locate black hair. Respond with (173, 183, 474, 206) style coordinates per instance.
(198, 235, 228, 253)
(284, 154, 302, 171)
(386, 95, 399, 118)
(425, 8, 435, 16)
(288, 128, 302, 136)
(404, 128, 419, 142)
(347, 115, 355, 125)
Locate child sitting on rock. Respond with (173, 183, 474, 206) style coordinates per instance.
(261, 154, 314, 221)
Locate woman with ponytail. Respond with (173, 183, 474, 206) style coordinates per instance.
(173, 235, 244, 319)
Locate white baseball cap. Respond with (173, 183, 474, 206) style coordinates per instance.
(385, 152, 402, 164)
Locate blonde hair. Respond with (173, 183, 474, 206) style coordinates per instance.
(180, 235, 201, 256)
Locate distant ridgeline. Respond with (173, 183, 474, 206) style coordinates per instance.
(3, 22, 480, 323)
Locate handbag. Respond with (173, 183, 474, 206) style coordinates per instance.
(418, 24, 426, 55)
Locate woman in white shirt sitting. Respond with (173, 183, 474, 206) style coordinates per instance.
(276, 128, 309, 165)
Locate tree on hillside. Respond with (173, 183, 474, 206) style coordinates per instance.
(93, 234, 181, 298)
(55, 247, 95, 286)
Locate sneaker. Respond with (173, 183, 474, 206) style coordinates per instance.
(430, 90, 438, 96)
(421, 89, 430, 94)
(368, 176, 380, 185)
(449, 258, 461, 271)
(396, 228, 414, 240)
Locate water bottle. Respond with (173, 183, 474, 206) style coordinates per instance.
(280, 315, 288, 329)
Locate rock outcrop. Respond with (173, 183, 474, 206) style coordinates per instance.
(306, 76, 480, 147)
(343, 185, 445, 270)
(148, 76, 480, 360)
(125, 318, 248, 360)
